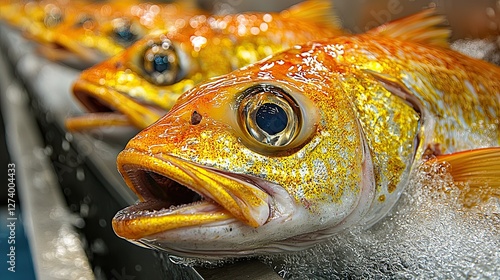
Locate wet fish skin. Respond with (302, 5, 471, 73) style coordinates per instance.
(112, 26, 500, 258)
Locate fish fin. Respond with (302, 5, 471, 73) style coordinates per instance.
(428, 147, 500, 206)
(368, 8, 450, 48)
(282, 0, 342, 31)
(65, 113, 132, 132)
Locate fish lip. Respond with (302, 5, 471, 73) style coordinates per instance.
(36, 35, 106, 68)
(52, 34, 107, 66)
(113, 149, 277, 240)
(72, 79, 117, 114)
(69, 79, 164, 130)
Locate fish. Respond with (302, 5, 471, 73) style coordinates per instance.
(0, 0, 84, 44)
(66, 0, 344, 131)
(0, 0, 203, 67)
(43, 0, 203, 67)
(111, 9, 500, 258)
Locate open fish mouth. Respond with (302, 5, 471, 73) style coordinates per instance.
(113, 149, 273, 240)
(66, 79, 164, 131)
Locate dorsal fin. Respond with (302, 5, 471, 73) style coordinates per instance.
(427, 147, 500, 207)
(281, 0, 342, 31)
(368, 8, 450, 48)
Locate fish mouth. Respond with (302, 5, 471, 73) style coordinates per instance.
(66, 79, 164, 131)
(113, 149, 273, 240)
(36, 42, 103, 69)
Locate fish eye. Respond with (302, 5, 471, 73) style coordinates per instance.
(142, 38, 180, 86)
(239, 85, 300, 147)
(111, 18, 140, 46)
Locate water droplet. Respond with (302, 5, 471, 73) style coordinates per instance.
(83, 196, 92, 204)
(168, 255, 186, 265)
(76, 168, 85, 181)
(74, 218, 85, 228)
(62, 140, 70, 151)
(80, 204, 89, 217)
(98, 219, 107, 227)
(44, 145, 53, 156)
(65, 132, 73, 142)
(91, 238, 108, 254)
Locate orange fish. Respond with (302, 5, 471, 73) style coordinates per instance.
(66, 0, 343, 131)
(112, 9, 500, 258)
(0, 0, 86, 44)
(0, 0, 203, 67)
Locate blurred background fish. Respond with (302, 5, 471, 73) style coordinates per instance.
(0, 0, 205, 67)
(65, 0, 344, 131)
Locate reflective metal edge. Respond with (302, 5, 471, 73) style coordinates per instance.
(0, 30, 95, 280)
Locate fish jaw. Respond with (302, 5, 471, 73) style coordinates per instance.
(113, 148, 291, 240)
(35, 37, 106, 68)
(45, 32, 107, 67)
(67, 78, 165, 131)
(114, 147, 367, 258)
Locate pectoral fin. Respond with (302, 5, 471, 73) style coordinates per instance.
(428, 147, 500, 207)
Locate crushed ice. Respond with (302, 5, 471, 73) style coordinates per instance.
(260, 160, 499, 279)
(159, 160, 499, 278)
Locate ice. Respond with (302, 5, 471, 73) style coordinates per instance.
(260, 161, 500, 279)
(452, 37, 500, 66)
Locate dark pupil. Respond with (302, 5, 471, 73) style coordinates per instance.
(255, 103, 287, 135)
(152, 55, 171, 73)
(114, 26, 136, 43)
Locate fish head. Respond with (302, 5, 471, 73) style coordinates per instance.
(6, 0, 69, 43)
(40, 3, 150, 67)
(34, 2, 200, 67)
(113, 47, 376, 258)
(67, 24, 232, 131)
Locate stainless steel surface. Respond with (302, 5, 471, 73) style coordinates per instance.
(0, 29, 95, 280)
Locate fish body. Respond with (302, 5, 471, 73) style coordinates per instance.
(67, 0, 343, 130)
(112, 20, 500, 258)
